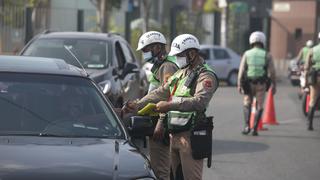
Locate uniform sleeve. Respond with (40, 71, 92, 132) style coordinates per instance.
(169, 72, 218, 112)
(136, 82, 171, 110)
(304, 50, 313, 81)
(157, 62, 178, 84)
(267, 53, 276, 85)
(238, 54, 247, 87)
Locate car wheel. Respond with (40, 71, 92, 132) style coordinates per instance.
(227, 70, 238, 86)
(302, 92, 308, 117)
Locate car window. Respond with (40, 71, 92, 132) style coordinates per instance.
(115, 41, 126, 69)
(0, 73, 124, 138)
(23, 39, 110, 69)
(120, 41, 136, 63)
(213, 49, 230, 60)
(200, 49, 211, 60)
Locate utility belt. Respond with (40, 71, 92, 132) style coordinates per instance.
(241, 75, 271, 94)
(307, 68, 320, 85)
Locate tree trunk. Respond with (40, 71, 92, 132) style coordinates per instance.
(99, 0, 109, 33)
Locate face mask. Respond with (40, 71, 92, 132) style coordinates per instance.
(142, 51, 153, 62)
(176, 56, 189, 69)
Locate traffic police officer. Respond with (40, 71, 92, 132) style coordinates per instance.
(136, 31, 178, 180)
(296, 40, 313, 96)
(123, 34, 218, 180)
(304, 33, 320, 131)
(297, 40, 313, 65)
(238, 31, 276, 136)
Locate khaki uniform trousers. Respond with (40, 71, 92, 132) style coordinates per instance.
(309, 77, 320, 107)
(244, 83, 266, 110)
(170, 131, 203, 180)
(149, 138, 170, 180)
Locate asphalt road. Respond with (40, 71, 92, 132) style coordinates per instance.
(203, 79, 320, 180)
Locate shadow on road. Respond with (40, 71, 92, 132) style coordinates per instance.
(260, 134, 320, 140)
(213, 139, 269, 155)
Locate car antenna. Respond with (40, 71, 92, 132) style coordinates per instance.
(63, 45, 89, 77)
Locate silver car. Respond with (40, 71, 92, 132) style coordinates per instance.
(200, 45, 241, 86)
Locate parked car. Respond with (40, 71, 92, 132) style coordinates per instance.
(0, 56, 156, 180)
(200, 45, 241, 86)
(20, 31, 148, 107)
(287, 59, 301, 86)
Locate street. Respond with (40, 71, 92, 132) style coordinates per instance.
(203, 78, 320, 180)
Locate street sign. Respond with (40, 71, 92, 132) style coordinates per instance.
(273, 2, 290, 12)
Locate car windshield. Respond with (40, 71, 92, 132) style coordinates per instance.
(23, 38, 110, 69)
(0, 73, 124, 138)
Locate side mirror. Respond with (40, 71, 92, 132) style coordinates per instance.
(121, 63, 139, 78)
(128, 116, 154, 138)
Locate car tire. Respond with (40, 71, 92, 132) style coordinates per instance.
(227, 70, 238, 86)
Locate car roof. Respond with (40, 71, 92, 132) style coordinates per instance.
(0, 55, 87, 77)
(37, 31, 123, 41)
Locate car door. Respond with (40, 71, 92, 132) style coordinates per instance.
(118, 41, 141, 101)
(211, 48, 232, 79)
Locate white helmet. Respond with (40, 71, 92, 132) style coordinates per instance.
(249, 31, 266, 46)
(168, 34, 200, 56)
(136, 31, 166, 51)
(306, 40, 313, 47)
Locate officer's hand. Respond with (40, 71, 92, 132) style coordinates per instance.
(156, 101, 171, 113)
(121, 101, 138, 114)
(152, 120, 164, 141)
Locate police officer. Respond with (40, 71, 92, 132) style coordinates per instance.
(136, 31, 178, 180)
(304, 33, 320, 131)
(296, 40, 313, 65)
(296, 40, 313, 97)
(123, 34, 218, 180)
(238, 31, 276, 136)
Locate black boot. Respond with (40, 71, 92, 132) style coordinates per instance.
(252, 109, 263, 136)
(307, 106, 315, 131)
(242, 105, 251, 135)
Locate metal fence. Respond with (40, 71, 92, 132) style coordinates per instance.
(0, 5, 97, 54)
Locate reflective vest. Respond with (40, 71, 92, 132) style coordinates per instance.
(312, 44, 320, 70)
(148, 56, 177, 92)
(167, 64, 216, 132)
(245, 47, 267, 79)
(302, 46, 310, 63)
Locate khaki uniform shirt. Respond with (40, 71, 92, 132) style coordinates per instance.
(238, 52, 276, 87)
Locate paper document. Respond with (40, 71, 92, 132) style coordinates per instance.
(138, 103, 159, 116)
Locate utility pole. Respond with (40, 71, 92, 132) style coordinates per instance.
(219, 0, 227, 47)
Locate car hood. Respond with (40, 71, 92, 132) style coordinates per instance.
(0, 136, 153, 180)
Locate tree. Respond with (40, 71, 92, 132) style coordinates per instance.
(90, 0, 122, 33)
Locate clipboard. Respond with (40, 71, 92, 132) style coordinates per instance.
(138, 103, 159, 116)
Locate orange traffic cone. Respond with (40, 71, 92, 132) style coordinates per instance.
(306, 94, 310, 113)
(250, 98, 267, 131)
(262, 88, 279, 125)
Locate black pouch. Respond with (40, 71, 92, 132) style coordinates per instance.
(190, 116, 214, 167)
(241, 78, 251, 95)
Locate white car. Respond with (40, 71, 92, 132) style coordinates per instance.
(200, 45, 241, 86)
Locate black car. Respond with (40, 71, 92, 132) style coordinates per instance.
(0, 56, 155, 180)
(19, 31, 148, 107)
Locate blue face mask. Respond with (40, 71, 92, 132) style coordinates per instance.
(142, 51, 153, 62)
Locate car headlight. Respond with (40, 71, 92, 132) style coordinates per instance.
(98, 80, 111, 94)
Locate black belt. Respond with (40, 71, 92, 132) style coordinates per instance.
(248, 78, 266, 84)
